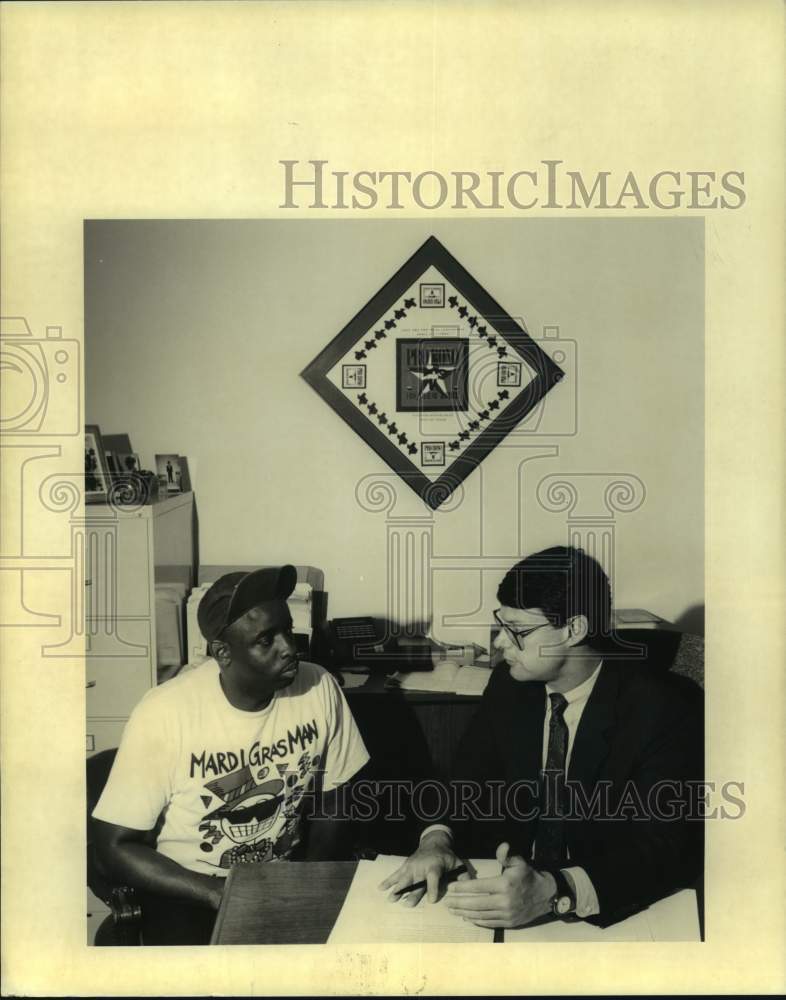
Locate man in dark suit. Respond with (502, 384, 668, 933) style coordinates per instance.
(380, 546, 703, 929)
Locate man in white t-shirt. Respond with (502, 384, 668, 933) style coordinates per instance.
(93, 565, 369, 944)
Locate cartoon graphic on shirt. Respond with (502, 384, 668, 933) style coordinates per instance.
(197, 751, 322, 868)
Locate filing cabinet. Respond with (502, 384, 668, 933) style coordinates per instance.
(85, 492, 193, 943)
(85, 491, 194, 755)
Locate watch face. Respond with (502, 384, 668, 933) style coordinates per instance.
(555, 894, 573, 915)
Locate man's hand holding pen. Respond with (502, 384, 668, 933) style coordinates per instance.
(380, 838, 558, 928)
(378, 829, 463, 906)
(444, 842, 556, 929)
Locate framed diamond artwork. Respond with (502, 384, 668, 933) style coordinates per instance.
(301, 236, 565, 510)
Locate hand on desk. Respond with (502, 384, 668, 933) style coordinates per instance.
(444, 842, 556, 929)
(378, 830, 463, 906)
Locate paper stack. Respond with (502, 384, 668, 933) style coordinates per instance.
(185, 584, 211, 662)
(288, 581, 313, 632)
(394, 662, 493, 696)
(155, 582, 188, 671)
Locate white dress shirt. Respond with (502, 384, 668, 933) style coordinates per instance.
(421, 661, 604, 918)
(543, 661, 603, 916)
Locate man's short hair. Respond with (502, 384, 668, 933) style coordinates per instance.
(496, 545, 611, 643)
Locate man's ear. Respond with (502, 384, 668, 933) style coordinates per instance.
(565, 615, 589, 646)
(209, 639, 232, 667)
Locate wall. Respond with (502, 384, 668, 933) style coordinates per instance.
(85, 219, 704, 642)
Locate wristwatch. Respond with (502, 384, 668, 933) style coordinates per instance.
(547, 868, 578, 919)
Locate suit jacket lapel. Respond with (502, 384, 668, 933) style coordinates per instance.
(568, 663, 620, 789)
(507, 680, 546, 783)
(501, 680, 546, 854)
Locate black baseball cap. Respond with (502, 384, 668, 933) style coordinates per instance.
(197, 565, 298, 642)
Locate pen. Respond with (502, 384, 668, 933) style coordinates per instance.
(395, 863, 469, 897)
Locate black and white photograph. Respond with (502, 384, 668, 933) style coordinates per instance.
(82, 218, 705, 947)
(1, 3, 782, 997)
(116, 451, 142, 475)
(155, 453, 183, 493)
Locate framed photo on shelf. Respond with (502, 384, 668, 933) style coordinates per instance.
(156, 453, 183, 493)
(103, 433, 133, 456)
(84, 425, 110, 502)
(104, 452, 120, 479)
(116, 452, 142, 475)
(177, 456, 192, 492)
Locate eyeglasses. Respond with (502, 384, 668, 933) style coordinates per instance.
(493, 609, 551, 650)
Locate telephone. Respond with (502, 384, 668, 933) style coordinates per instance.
(328, 617, 433, 673)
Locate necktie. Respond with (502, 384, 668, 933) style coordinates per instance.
(534, 691, 569, 868)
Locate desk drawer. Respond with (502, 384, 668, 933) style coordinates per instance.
(85, 516, 153, 619)
(85, 619, 153, 717)
(114, 517, 153, 616)
(86, 659, 151, 716)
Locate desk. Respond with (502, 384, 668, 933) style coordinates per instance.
(341, 675, 481, 854)
(344, 672, 480, 780)
(211, 862, 357, 944)
(211, 861, 700, 945)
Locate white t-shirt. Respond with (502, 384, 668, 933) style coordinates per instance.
(93, 660, 369, 875)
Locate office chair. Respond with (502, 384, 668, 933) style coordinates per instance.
(611, 628, 704, 688)
(669, 631, 704, 689)
(613, 628, 705, 937)
(86, 749, 142, 946)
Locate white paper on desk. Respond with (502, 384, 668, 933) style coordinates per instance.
(396, 661, 460, 693)
(395, 662, 492, 695)
(641, 888, 700, 940)
(328, 856, 498, 944)
(503, 889, 698, 943)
